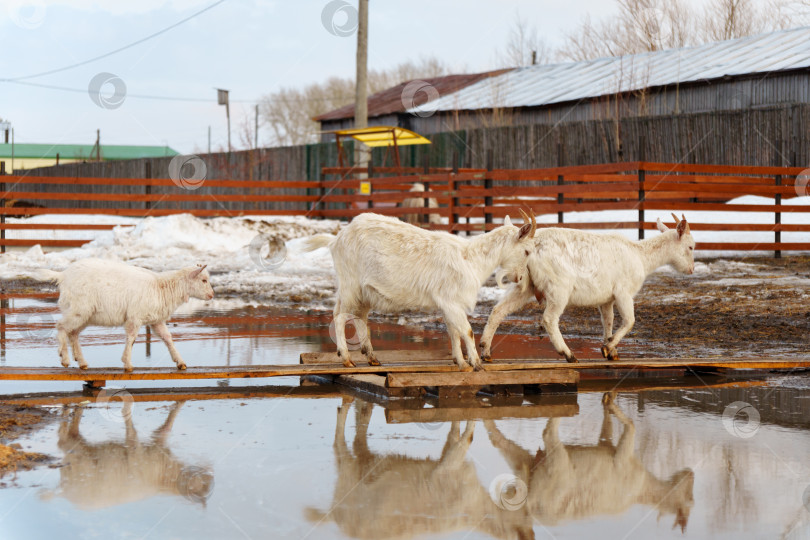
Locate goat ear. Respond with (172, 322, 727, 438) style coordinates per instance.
(676, 217, 688, 238)
(189, 265, 206, 279)
(518, 222, 533, 240)
(656, 217, 668, 233)
(504, 215, 512, 226)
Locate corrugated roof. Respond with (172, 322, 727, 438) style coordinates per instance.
(0, 143, 179, 160)
(414, 26, 810, 113)
(314, 69, 511, 122)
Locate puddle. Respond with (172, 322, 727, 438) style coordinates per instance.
(1, 296, 810, 538)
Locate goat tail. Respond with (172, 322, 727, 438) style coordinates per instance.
(30, 269, 63, 283)
(302, 234, 335, 252)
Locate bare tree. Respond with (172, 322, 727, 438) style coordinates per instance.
(259, 57, 450, 147)
(498, 12, 552, 67)
(700, 0, 764, 41)
(558, 0, 810, 62)
(558, 0, 698, 62)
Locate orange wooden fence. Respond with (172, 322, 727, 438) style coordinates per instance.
(2, 162, 808, 255)
(320, 161, 810, 255)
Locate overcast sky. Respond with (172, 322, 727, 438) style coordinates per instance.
(2, 0, 685, 154)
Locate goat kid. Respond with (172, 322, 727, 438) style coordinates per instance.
(37, 258, 214, 372)
(400, 183, 441, 225)
(304, 210, 536, 371)
(480, 214, 694, 363)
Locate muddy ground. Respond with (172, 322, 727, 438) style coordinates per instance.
(0, 405, 52, 484)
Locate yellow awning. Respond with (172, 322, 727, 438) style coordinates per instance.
(327, 126, 431, 147)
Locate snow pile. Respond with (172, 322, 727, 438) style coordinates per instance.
(0, 215, 344, 307)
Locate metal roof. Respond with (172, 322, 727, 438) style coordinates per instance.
(314, 69, 510, 122)
(0, 143, 179, 160)
(413, 26, 810, 113)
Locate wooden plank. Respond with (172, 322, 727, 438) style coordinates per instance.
(301, 350, 455, 365)
(3, 191, 319, 203)
(385, 401, 580, 424)
(641, 181, 796, 196)
(1, 385, 342, 406)
(0, 208, 310, 217)
(638, 161, 806, 176)
(4, 176, 316, 190)
(0, 239, 90, 247)
(0, 223, 117, 230)
(386, 369, 579, 388)
(697, 242, 810, 251)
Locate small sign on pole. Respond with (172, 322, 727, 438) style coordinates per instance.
(359, 181, 371, 195)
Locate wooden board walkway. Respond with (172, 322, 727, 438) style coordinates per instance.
(0, 351, 807, 391)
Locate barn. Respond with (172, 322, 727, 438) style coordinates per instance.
(317, 26, 810, 168)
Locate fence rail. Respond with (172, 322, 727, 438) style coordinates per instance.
(2, 161, 808, 255)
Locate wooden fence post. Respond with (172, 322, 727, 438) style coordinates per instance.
(484, 150, 493, 229)
(638, 165, 646, 241)
(367, 160, 374, 210)
(422, 155, 430, 225)
(144, 161, 152, 212)
(451, 151, 459, 234)
(0, 161, 5, 254)
(775, 174, 782, 259)
(556, 142, 564, 225)
(638, 138, 646, 241)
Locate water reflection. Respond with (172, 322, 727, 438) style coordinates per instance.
(485, 392, 694, 532)
(311, 394, 696, 539)
(306, 398, 535, 540)
(41, 401, 214, 509)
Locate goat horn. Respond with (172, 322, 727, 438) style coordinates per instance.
(529, 208, 537, 237)
(670, 212, 680, 224)
(519, 208, 530, 226)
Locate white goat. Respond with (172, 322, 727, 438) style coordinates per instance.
(480, 214, 695, 363)
(37, 258, 214, 372)
(304, 211, 536, 371)
(400, 183, 441, 225)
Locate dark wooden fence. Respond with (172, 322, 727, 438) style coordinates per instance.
(2, 161, 807, 256)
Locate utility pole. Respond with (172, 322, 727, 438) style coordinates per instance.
(217, 88, 231, 152)
(94, 129, 101, 161)
(354, 0, 369, 173)
(254, 104, 259, 149)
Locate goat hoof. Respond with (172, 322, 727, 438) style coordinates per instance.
(481, 354, 493, 363)
(123, 366, 133, 373)
(460, 364, 474, 373)
(367, 356, 381, 367)
(608, 350, 620, 362)
(79, 364, 88, 370)
(343, 359, 356, 368)
(177, 364, 187, 371)
(600, 345, 610, 359)
(565, 354, 578, 363)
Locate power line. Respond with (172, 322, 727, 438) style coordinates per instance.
(1, 79, 356, 104)
(2, 0, 227, 82)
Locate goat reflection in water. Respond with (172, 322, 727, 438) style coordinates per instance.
(41, 401, 214, 509)
(306, 398, 535, 540)
(485, 392, 694, 533)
